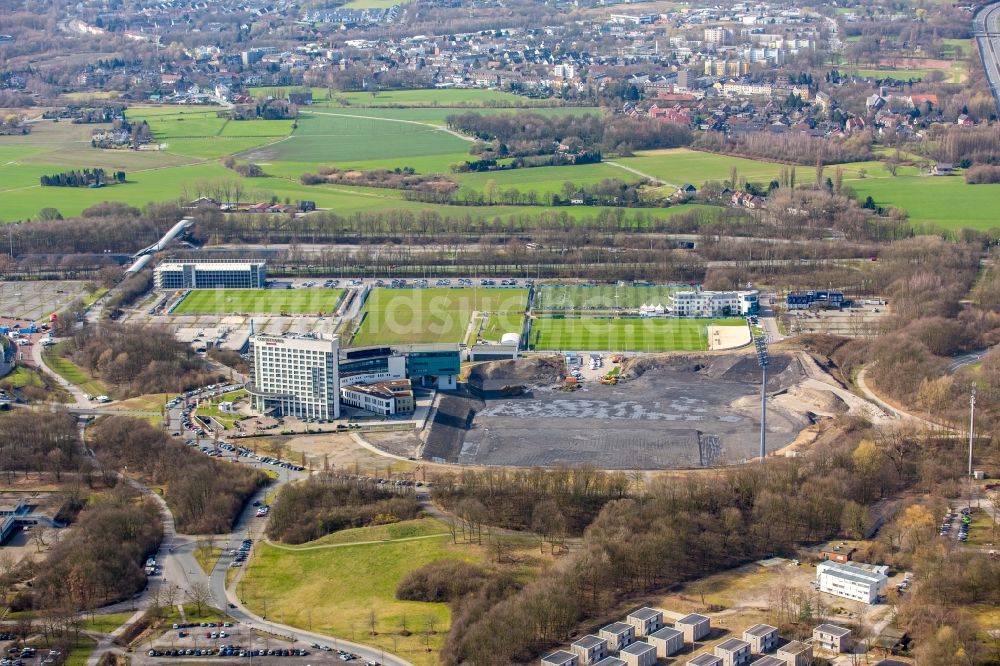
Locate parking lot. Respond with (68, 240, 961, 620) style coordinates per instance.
(137, 621, 385, 666)
(0, 281, 90, 322)
(783, 305, 889, 338)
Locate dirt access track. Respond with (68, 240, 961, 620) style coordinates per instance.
(420, 351, 852, 470)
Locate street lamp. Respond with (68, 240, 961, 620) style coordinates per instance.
(754, 335, 770, 463)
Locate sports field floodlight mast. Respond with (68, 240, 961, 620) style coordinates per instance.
(754, 335, 770, 463)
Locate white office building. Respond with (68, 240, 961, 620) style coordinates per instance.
(816, 561, 888, 604)
(669, 290, 759, 317)
(155, 260, 267, 289)
(248, 333, 340, 420)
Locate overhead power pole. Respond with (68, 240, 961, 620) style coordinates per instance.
(969, 383, 977, 477)
(754, 335, 770, 463)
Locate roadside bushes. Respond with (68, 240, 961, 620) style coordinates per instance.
(964, 164, 1000, 183)
(396, 560, 493, 602)
(89, 416, 268, 534)
(266, 473, 421, 544)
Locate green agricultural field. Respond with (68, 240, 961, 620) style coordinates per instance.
(615, 148, 883, 188)
(455, 163, 642, 196)
(239, 519, 481, 666)
(533, 284, 689, 311)
(528, 317, 745, 351)
(353, 287, 528, 346)
(848, 175, 1000, 231)
(172, 289, 345, 315)
(238, 111, 470, 163)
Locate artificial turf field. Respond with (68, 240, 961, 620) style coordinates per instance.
(533, 284, 688, 310)
(528, 317, 746, 351)
(353, 287, 528, 345)
(172, 289, 345, 315)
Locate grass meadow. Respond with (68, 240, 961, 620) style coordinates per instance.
(172, 289, 345, 315)
(528, 317, 745, 351)
(239, 519, 482, 666)
(353, 287, 528, 345)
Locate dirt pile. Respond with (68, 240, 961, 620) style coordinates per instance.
(466, 355, 564, 391)
(620, 352, 801, 389)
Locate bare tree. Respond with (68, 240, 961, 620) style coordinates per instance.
(188, 582, 211, 618)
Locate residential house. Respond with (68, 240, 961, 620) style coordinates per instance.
(813, 624, 852, 653)
(594, 659, 626, 666)
(776, 640, 812, 666)
(618, 641, 656, 666)
(687, 656, 723, 666)
(541, 651, 579, 666)
(676, 613, 711, 642)
(599, 623, 635, 652)
(931, 163, 954, 176)
(748, 657, 785, 666)
(647, 627, 684, 657)
(714, 638, 751, 666)
(742, 624, 778, 654)
(625, 608, 663, 637)
(570, 636, 608, 665)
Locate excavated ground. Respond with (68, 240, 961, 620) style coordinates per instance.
(422, 352, 835, 469)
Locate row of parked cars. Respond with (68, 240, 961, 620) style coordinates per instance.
(309, 645, 368, 663)
(230, 538, 253, 567)
(234, 447, 305, 472)
(149, 646, 309, 658)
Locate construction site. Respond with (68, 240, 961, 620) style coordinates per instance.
(412, 350, 860, 470)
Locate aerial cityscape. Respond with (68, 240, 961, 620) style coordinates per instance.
(0, 0, 999, 664)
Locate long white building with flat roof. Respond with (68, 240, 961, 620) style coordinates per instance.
(155, 260, 266, 289)
(816, 561, 888, 604)
(247, 333, 340, 421)
(669, 290, 759, 317)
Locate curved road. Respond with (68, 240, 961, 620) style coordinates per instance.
(974, 1, 1000, 114)
(83, 441, 414, 666)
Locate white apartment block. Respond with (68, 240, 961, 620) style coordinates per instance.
(816, 561, 888, 604)
(248, 333, 340, 421)
(155, 260, 266, 289)
(669, 290, 759, 317)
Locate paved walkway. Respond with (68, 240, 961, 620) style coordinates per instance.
(31, 340, 89, 407)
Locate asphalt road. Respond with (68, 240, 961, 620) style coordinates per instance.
(975, 2, 1000, 115)
(84, 418, 415, 666)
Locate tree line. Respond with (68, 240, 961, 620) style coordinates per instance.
(266, 473, 421, 544)
(446, 111, 692, 157)
(39, 168, 125, 187)
(695, 131, 874, 165)
(89, 416, 268, 534)
(435, 417, 970, 664)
